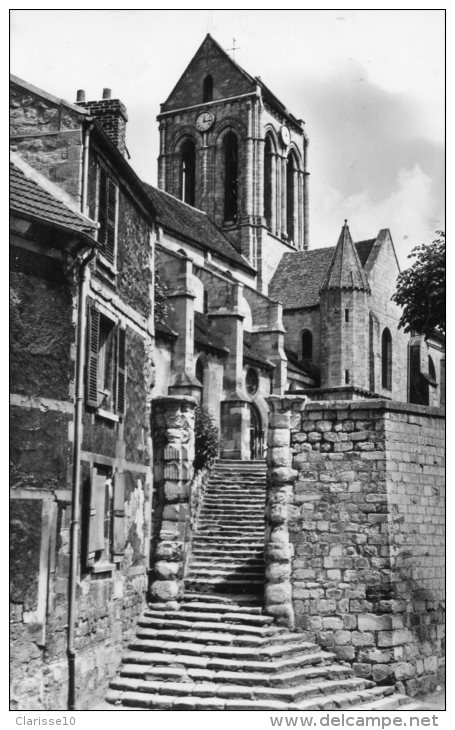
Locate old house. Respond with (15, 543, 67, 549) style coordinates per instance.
(10, 78, 155, 709)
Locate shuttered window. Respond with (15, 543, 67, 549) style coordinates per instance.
(97, 166, 117, 265)
(86, 305, 126, 415)
(87, 467, 126, 566)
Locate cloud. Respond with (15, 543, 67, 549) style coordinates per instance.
(311, 165, 443, 267)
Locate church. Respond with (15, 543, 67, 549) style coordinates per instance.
(9, 34, 444, 710)
(146, 34, 444, 459)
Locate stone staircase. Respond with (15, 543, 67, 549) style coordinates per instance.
(106, 460, 412, 711)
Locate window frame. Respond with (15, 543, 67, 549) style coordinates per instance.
(95, 162, 119, 272)
(86, 466, 126, 571)
(381, 327, 392, 391)
(86, 304, 126, 418)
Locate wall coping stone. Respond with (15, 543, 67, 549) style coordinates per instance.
(302, 399, 445, 418)
(152, 395, 198, 406)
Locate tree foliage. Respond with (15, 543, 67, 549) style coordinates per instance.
(392, 232, 445, 338)
(193, 406, 220, 473)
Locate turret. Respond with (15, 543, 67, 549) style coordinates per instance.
(319, 221, 371, 389)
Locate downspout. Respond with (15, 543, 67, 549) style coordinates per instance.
(67, 120, 94, 710)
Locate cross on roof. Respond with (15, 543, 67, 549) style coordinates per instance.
(227, 38, 240, 59)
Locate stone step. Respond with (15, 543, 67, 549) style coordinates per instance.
(134, 627, 314, 648)
(196, 528, 265, 536)
(137, 616, 280, 636)
(106, 683, 396, 711)
(184, 579, 263, 594)
(191, 546, 264, 554)
(144, 607, 274, 625)
(188, 560, 264, 570)
(181, 594, 263, 607)
(197, 514, 264, 522)
(121, 648, 336, 674)
(109, 675, 372, 705)
(193, 535, 264, 543)
(129, 629, 332, 671)
(200, 505, 264, 512)
(200, 506, 264, 512)
(186, 564, 264, 574)
(205, 485, 265, 491)
(119, 661, 354, 688)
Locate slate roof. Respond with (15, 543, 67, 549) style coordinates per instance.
(269, 247, 334, 309)
(320, 223, 370, 292)
(269, 235, 376, 310)
(143, 183, 254, 273)
(10, 159, 97, 235)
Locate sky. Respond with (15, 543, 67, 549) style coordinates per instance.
(10, 8, 445, 267)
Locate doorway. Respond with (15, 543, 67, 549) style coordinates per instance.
(250, 404, 264, 460)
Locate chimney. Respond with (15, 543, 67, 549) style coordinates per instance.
(76, 88, 128, 157)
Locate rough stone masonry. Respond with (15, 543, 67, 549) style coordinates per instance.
(265, 396, 444, 697)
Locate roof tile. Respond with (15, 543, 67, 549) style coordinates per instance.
(143, 183, 254, 273)
(10, 160, 96, 235)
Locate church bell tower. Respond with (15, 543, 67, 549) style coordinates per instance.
(157, 34, 310, 292)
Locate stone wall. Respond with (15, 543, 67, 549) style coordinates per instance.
(265, 396, 445, 696)
(150, 396, 196, 606)
(10, 80, 83, 203)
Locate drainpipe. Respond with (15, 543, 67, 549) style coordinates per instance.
(67, 120, 94, 710)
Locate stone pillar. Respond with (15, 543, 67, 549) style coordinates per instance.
(292, 166, 299, 245)
(250, 302, 287, 395)
(157, 121, 166, 190)
(256, 101, 265, 221)
(303, 136, 309, 250)
(264, 396, 304, 627)
(297, 169, 304, 250)
(280, 156, 287, 238)
(200, 132, 209, 213)
(270, 153, 277, 235)
(150, 396, 197, 607)
(167, 256, 202, 400)
(276, 153, 282, 239)
(245, 101, 254, 218)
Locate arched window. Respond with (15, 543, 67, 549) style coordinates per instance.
(181, 138, 196, 206)
(223, 132, 238, 222)
(264, 135, 273, 228)
(196, 357, 204, 386)
(301, 329, 313, 360)
(202, 75, 213, 103)
(428, 356, 436, 382)
(286, 152, 297, 242)
(381, 328, 392, 390)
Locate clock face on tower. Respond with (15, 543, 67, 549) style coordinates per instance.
(280, 125, 290, 146)
(195, 110, 215, 132)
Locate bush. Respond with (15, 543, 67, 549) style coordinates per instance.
(193, 406, 220, 473)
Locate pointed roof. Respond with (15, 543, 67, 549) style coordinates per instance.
(320, 221, 370, 293)
(160, 35, 303, 129)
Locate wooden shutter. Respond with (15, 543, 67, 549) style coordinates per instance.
(88, 467, 106, 555)
(105, 179, 117, 264)
(98, 167, 107, 253)
(113, 471, 126, 557)
(86, 306, 100, 407)
(116, 325, 126, 415)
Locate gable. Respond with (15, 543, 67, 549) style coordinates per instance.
(161, 35, 255, 112)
